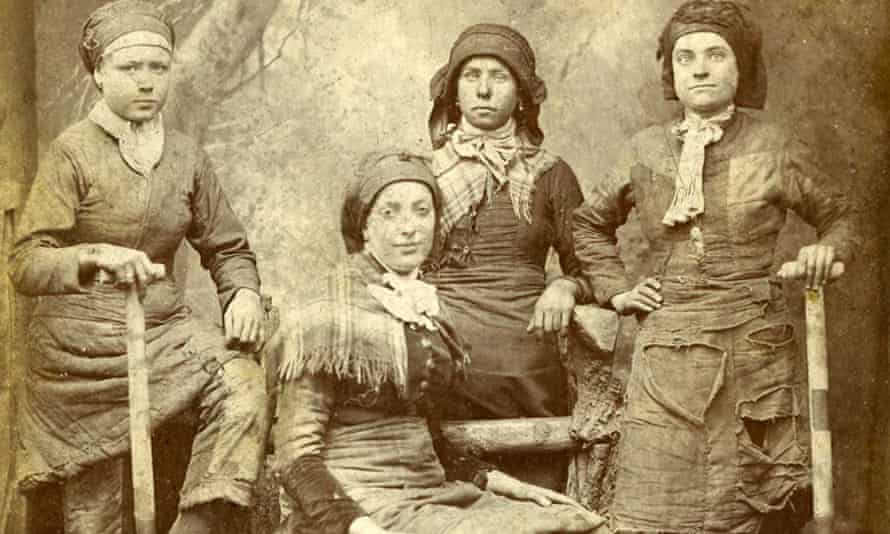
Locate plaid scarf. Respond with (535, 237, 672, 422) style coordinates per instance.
(432, 117, 558, 237)
(278, 253, 467, 398)
(663, 105, 735, 226)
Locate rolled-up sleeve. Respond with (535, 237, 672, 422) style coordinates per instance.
(187, 152, 261, 312)
(572, 145, 637, 308)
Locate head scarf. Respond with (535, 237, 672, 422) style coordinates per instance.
(80, 0, 175, 74)
(428, 23, 547, 149)
(340, 150, 441, 254)
(656, 0, 766, 110)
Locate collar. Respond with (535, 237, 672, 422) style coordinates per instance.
(89, 100, 165, 176)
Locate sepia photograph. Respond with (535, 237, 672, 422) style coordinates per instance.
(1, 1, 888, 533)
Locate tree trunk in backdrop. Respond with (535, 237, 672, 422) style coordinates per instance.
(168, 0, 283, 312)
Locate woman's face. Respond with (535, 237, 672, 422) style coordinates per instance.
(672, 32, 739, 116)
(456, 56, 519, 131)
(363, 181, 436, 274)
(94, 45, 171, 122)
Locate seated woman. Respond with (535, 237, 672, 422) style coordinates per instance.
(270, 151, 606, 534)
(9, 2, 267, 532)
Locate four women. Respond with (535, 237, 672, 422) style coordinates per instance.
(9, 1, 858, 533)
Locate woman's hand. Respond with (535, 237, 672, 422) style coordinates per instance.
(527, 278, 578, 337)
(610, 277, 662, 315)
(79, 243, 165, 287)
(348, 516, 412, 534)
(485, 470, 578, 508)
(794, 244, 836, 288)
(224, 288, 265, 351)
(485, 471, 607, 529)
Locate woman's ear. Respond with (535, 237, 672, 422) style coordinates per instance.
(93, 67, 105, 92)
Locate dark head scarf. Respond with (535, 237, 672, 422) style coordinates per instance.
(657, 0, 766, 109)
(428, 24, 547, 149)
(340, 150, 441, 254)
(80, 0, 175, 74)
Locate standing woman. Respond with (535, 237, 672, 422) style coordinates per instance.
(10, 2, 268, 533)
(573, 1, 859, 532)
(424, 24, 593, 491)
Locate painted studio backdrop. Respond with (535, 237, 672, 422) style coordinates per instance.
(1, 0, 889, 533)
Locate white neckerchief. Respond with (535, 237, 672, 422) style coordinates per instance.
(89, 99, 164, 177)
(663, 104, 736, 226)
(365, 248, 439, 330)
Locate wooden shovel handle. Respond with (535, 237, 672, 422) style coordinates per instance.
(804, 285, 834, 532)
(126, 286, 156, 534)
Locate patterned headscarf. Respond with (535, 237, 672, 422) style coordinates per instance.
(340, 150, 441, 254)
(428, 23, 547, 149)
(657, 0, 766, 109)
(80, 0, 175, 74)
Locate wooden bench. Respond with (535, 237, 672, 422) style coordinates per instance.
(251, 304, 623, 533)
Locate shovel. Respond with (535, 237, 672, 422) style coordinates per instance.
(126, 282, 156, 534)
(777, 260, 845, 534)
(108, 263, 164, 534)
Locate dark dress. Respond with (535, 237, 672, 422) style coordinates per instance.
(424, 139, 592, 490)
(425, 151, 589, 420)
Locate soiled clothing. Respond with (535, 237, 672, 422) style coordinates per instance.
(272, 254, 603, 534)
(61, 359, 267, 533)
(573, 112, 859, 533)
(9, 117, 264, 504)
(425, 143, 591, 422)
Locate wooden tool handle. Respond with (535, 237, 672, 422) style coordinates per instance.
(126, 286, 156, 534)
(805, 287, 834, 531)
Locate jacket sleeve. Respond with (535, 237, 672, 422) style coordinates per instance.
(9, 141, 91, 296)
(572, 145, 637, 308)
(187, 151, 261, 312)
(781, 137, 860, 264)
(272, 373, 367, 534)
(545, 160, 595, 304)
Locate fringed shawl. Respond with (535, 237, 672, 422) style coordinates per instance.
(278, 253, 468, 397)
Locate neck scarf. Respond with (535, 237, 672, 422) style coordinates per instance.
(662, 104, 735, 226)
(433, 117, 557, 237)
(366, 247, 440, 332)
(88, 99, 164, 176)
(278, 253, 467, 398)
